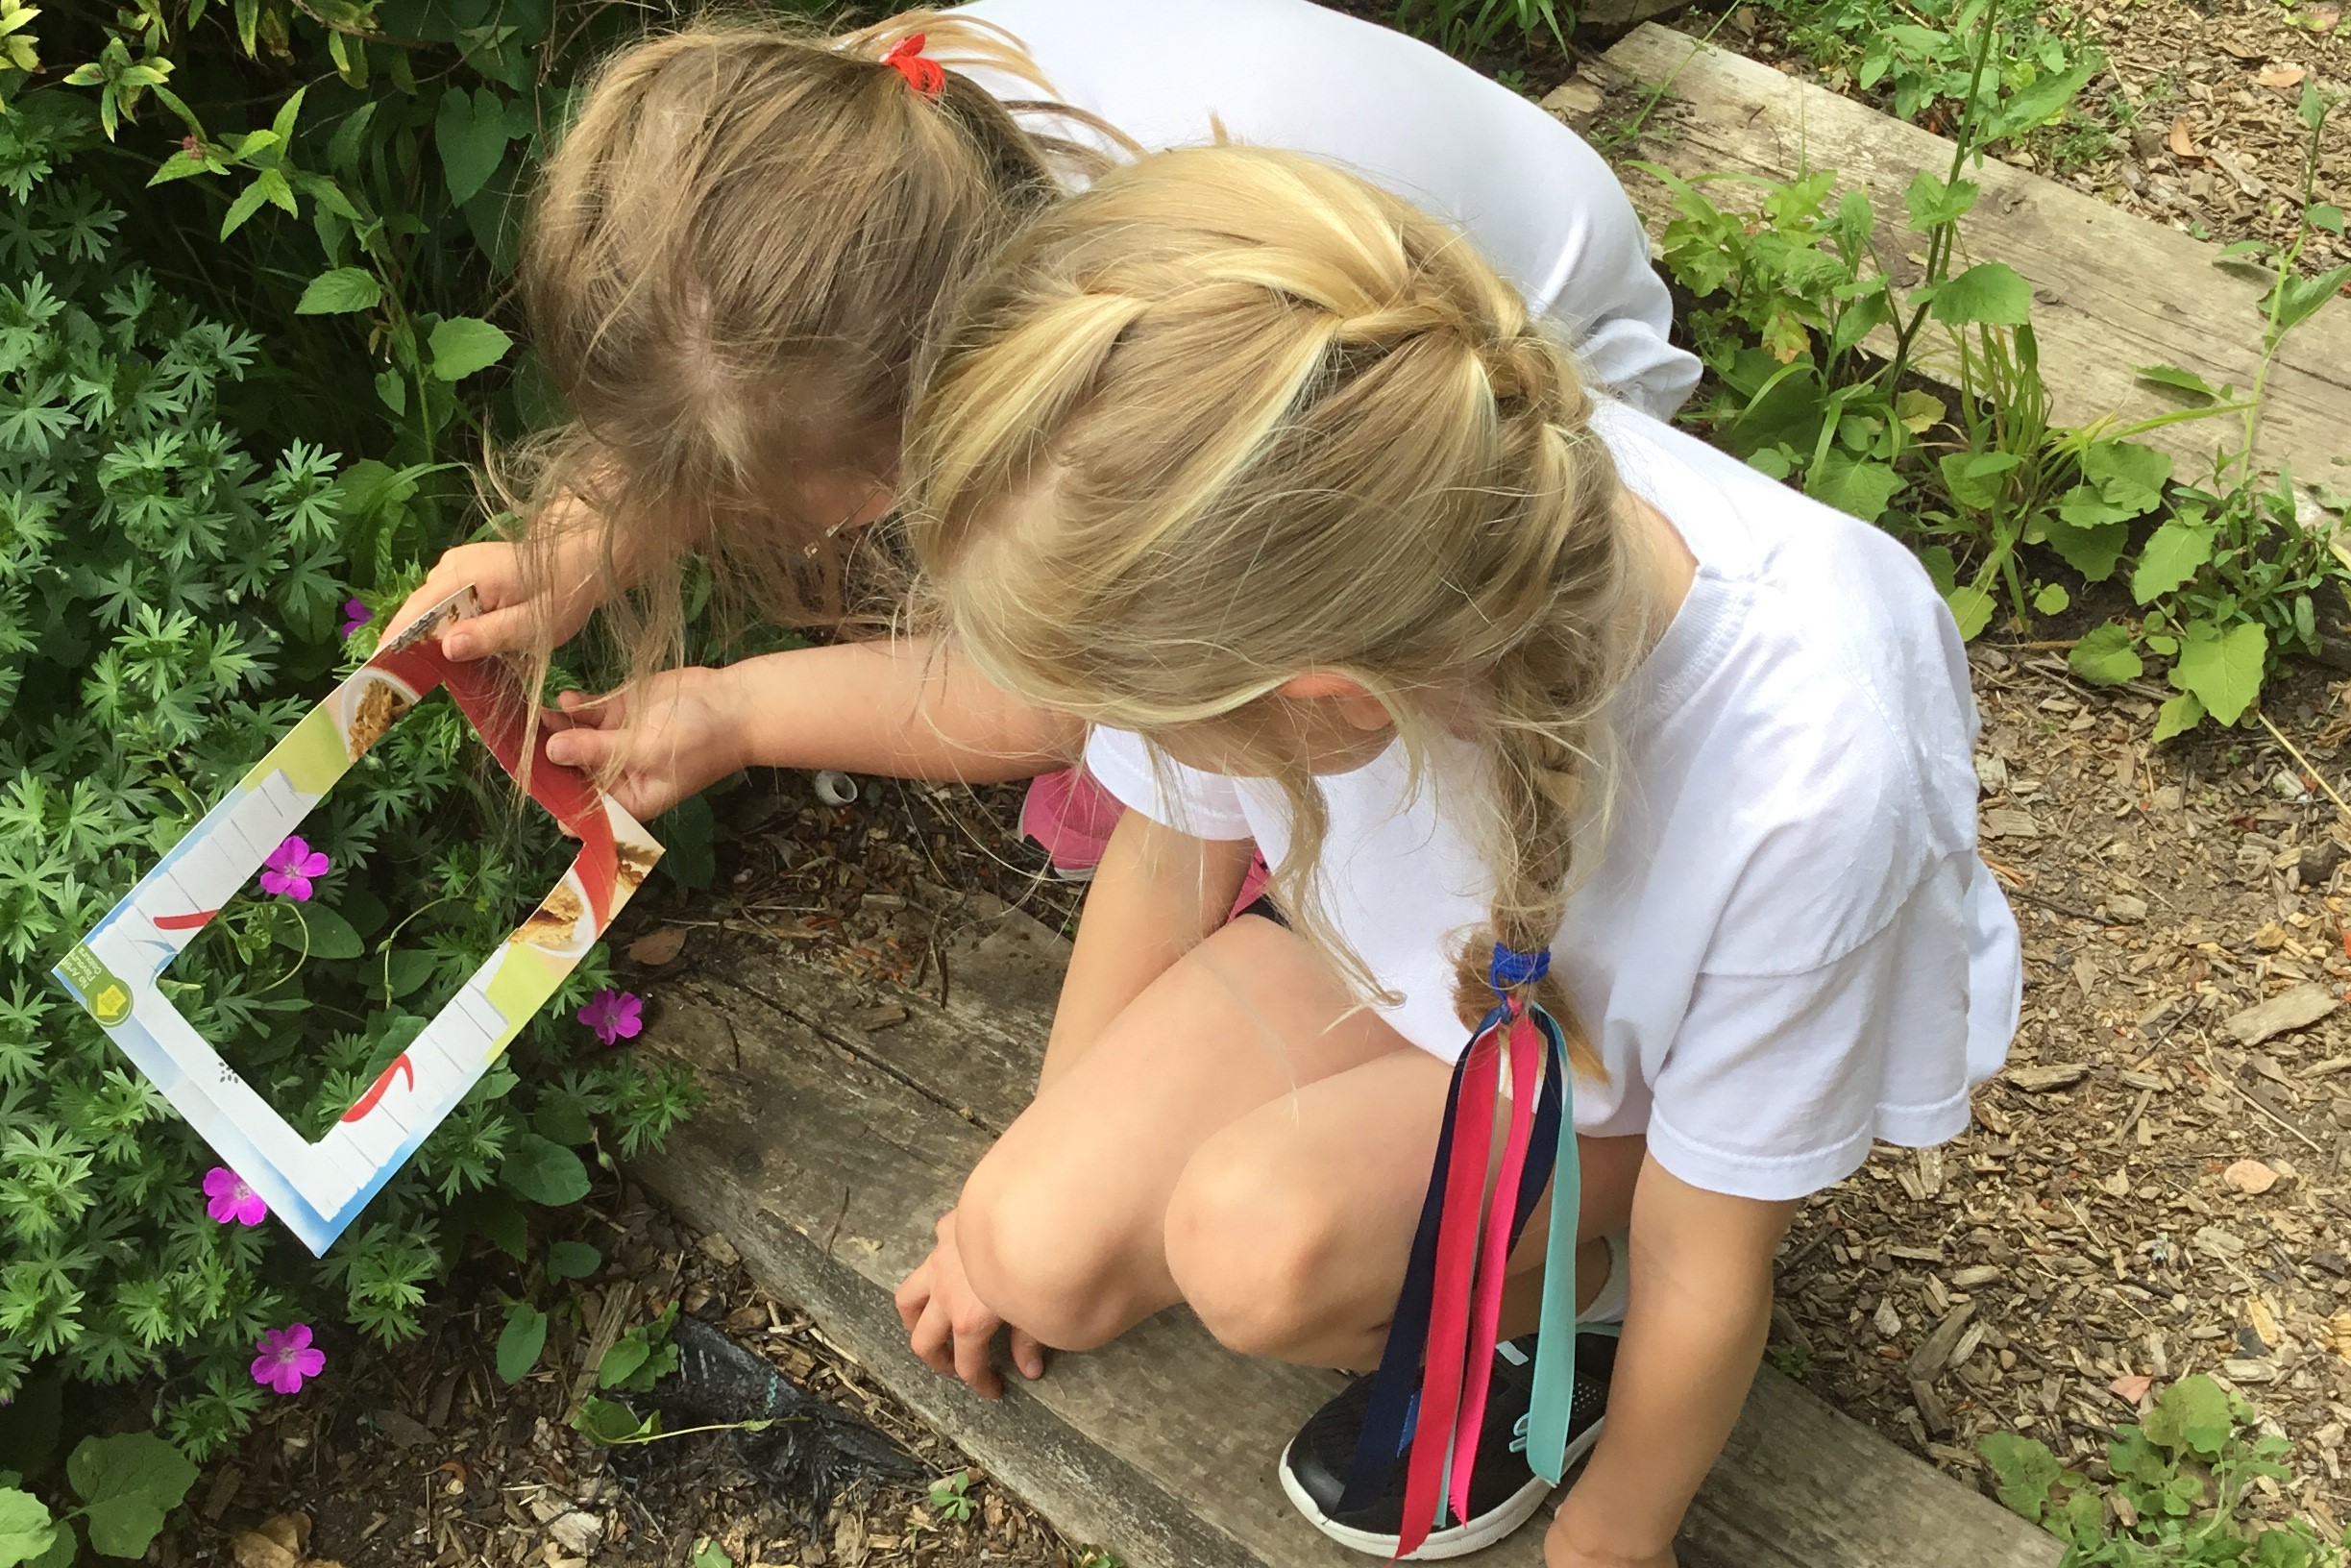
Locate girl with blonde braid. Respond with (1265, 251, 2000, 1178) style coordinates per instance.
(894, 147, 2020, 1564)
(384, 3, 1695, 905)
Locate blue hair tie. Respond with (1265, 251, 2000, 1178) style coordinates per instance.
(1487, 942, 1550, 996)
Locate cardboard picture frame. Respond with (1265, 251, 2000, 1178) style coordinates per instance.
(52, 589, 663, 1255)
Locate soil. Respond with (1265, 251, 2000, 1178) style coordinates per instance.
(1719, 0, 2351, 275)
(154, 1179, 1083, 1568)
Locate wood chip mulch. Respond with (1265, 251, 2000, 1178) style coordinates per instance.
(1723, 0, 2350, 275)
(1772, 647, 2351, 1538)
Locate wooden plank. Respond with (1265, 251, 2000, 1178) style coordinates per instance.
(1578, 24, 2351, 489)
(635, 904, 2059, 1568)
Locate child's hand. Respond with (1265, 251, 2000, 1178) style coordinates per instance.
(384, 518, 604, 661)
(894, 1209, 1047, 1400)
(542, 667, 748, 821)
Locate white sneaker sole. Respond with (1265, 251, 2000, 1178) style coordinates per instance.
(1276, 1417, 1604, 1561)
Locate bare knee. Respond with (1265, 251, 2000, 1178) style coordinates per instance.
(956, 1136, 1147, 1352)
(1164, 1143, 1342, 1358)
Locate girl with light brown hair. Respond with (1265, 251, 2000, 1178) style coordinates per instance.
(894, 145, 2020, 1564)
(385, 1, 1696, 886)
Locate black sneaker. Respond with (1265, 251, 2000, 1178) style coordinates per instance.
(1278, 1331, 1616, 1560)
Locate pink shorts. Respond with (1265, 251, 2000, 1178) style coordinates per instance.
(1020, 766, 1273, 922)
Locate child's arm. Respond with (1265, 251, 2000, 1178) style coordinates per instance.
(1548, 1159, 1800, 1568)
(542, 637, 1090, 818)
(1041, 808, 1255, 1087)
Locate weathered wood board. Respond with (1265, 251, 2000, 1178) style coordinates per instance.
(632, 894, 2060, 1568)
(1571, 24, 2351, 489)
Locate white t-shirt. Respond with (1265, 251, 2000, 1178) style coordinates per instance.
(956, 0, 1700, 421)
(1084, 403, 2023, 1204)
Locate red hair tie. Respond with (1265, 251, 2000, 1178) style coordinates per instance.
(880, 34, 945, 100)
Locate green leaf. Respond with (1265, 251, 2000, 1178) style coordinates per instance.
(2137, 362, 2228, 404)
(2040, 516, 2130, 582)
(1903, 170, 1978, 232)
(2057, 483, 2133, 529)
(428, 317, 512, 381)
(329, 99, 378, 178)
(1930, 262, 2035, 328)
(1945, 584, 1995, 641)
(218, 177, 271, 239)
(572, 1398, 658, 1445)
(448, 1188, 528, 1262)
(295, 266, 380, 315)
(2068, 624, 2143, 685)
(2274, 263, 2351, 334)
(28, 1525, 73, 1568)
(501, 1134, 590, 1207)
(1916, 544, 1958, 597)
(1976, 1432, 2065, 1524)
(375, 369, 407, 415)
(547, 1241, 601, 1283)
(1984, 58, 2101, 141)
(535, 1093, 595, 1147)
(66, 1433, 197, 1558)
(272, 902, 363, 962)
(598, 1336, 650, 1390)
(2143, 1375, 2238, 1459)
(435, 86, 512, 206)
(381, 947, 437, 1000)
(655, 794, 717, 891)
(2171, 622, 2267, 726)
(497, 1303, 547, 1384)
(2310, 205, 2346, 236)
(2031, 583, 2069, 616)
(1805, 452, 1905, 523)
(0, 1489, 58, 1568)
(1895, 389, 1946, 434)
(1938, 450, 2021, 511)
(2130, 518, 2217, 603)
(2082, 440, 2172, 513)
(2298, 79, 2329, 135)
(694, 1540, 736, 1568)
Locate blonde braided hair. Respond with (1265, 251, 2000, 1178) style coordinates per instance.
(907, 148, 1655, 1070)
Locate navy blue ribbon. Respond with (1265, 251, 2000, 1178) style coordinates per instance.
(1340, 995, 1567, 1516)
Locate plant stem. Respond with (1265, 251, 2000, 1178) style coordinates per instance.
(1885, 0, 2005, 394)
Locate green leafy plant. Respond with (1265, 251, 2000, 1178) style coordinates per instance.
(0, 1432, 199, 1566)
(0, 60, 694, 1505)
(1979, 1375, 2344, 1565)
(597, 1300, 679, 1392)
(929, 1469, 978, 1524)
(1394, 0, 1567, 60)
(2065, 83, 2350, 738)
(1761, 0, 2108, 156)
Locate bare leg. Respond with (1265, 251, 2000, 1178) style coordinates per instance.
(954, 916, 1640, 1364)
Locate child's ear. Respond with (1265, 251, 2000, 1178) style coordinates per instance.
(1274, 672, 1392, 732)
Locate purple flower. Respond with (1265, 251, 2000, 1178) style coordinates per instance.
(576, 988, 644, 1046)
(203, 1165, 267, 1226)
(340, 597, 374, 638)
(251, 1323, 325, 1395)
(258, 835, 330, 901)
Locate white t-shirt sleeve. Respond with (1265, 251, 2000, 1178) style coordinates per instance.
(958, 0, 1698, 421)
(1083, 727, 1256, 842)
(1642, 850, 1983, 1202)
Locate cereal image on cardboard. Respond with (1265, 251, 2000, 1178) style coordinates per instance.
(51, 588, 662, 1256)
